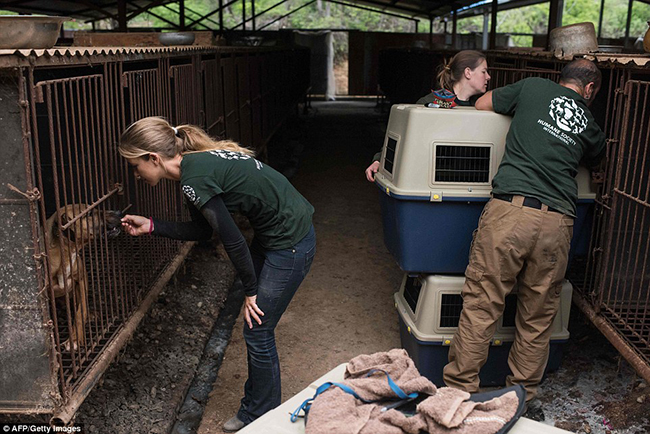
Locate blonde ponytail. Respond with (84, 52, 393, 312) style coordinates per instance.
(176, 124, 254, 156)
(118, 117, 255, 160)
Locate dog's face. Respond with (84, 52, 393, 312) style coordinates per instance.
(54, 204, 123, 242)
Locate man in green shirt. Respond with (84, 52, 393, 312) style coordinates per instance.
(442, 59, 606, 406)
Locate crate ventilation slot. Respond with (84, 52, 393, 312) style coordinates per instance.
(383, 137, 398, 174)
(403, 276, 422, 313)
(439, 292, 519, 328)
(435, 145, 491, 183)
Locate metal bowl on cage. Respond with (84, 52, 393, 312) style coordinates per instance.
(158, 32, 196, 46)
(0, 15, 68, 49)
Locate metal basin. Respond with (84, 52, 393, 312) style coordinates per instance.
(158, 32, 196, 46)
(549, 22, 598, 57)
(0, 15, 68, 49)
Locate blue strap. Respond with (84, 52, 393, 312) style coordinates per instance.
(290, 370, 418, 423)
(365, 369, 418, 400)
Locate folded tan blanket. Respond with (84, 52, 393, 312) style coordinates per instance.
(305, 349, 519, 434)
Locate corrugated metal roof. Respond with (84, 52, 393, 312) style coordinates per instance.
(1, 0, 479, 22)
(0, 44, 271, 68)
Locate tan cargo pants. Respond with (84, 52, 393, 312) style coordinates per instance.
(442, 195, 574, 401)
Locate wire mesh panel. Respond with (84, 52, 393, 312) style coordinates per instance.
(32, 73, 128, 386)
(593, 80, 650, 365)
(171, 61, 201, 126)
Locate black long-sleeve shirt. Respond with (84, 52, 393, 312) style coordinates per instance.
(152, 195, 258, 296)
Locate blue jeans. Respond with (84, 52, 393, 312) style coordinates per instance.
(237, 225, 316, 424)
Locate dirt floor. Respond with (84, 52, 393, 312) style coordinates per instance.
(3, 100, 648, 434)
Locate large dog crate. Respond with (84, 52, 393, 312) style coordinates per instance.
(0, 45, 309, 421)
(375, 104, 597, 273)
(395, 274, 572, 386)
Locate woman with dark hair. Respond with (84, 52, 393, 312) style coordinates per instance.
(118, 117, 316, 432)
(365, 50, 491, 182)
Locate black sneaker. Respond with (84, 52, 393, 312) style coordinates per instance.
(223, 416, 246, 432)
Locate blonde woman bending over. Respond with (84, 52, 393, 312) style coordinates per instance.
(119, 117, 316, 432)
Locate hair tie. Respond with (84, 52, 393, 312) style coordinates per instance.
(172, 126, 179, 136)
(444, 65, 451, 71)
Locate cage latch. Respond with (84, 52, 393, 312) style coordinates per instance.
(7, 183, 41, 201)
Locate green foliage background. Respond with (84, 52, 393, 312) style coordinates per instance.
(3, 0, 649, 47)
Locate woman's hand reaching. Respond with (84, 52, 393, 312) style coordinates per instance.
(121, 214, 152, 236)
(365, 161, 380, 182)
(244, 295, 265, 329)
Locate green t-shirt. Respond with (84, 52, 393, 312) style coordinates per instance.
(180, 150, 314, 250)
(491, 77, 606, 217)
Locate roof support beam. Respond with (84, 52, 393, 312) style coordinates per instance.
(547, 0, 563, 34)
(125, 0, 170, 22)
(75, 0, 118, 21)
(252, 0, 256, 31)
(328, 0, 418, 22)
(452, 8, 457, 49)
(161, 4, 212, 29)
(597, 0, 605, 38)
(624, 0, 634, 48)
(355, 0, 423, 16)
(179, 0, 185, 30)
(118, 0, 127, 31)
(489, 0, 497, 49)
(242, 0, 246, 30)
(257, 0, 317, 31)
(185, 0, 241, 29)
(219, 0, 224, 31)
(227, 0, 292, 32)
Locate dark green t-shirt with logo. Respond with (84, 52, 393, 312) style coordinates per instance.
(491, 77, 606, 216)
(180, 150, 314, 250)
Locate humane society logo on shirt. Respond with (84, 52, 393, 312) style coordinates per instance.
(208, 150, 264, 170)
(537, 96, 588, 147)
(182, 185, 201, 206)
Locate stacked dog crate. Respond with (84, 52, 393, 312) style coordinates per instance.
(375, 104, 595, 385)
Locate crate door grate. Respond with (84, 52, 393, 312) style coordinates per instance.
(403, 276, 422, 313)
(440, 293, 518, 328)
(435, 145, 491, 183)
(440, 294, 463, 327)
(383, 137, 398, 174)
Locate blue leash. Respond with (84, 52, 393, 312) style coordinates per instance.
(290, 369, 418, 423)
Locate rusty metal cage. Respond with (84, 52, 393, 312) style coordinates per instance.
(0, 45, 309, 421)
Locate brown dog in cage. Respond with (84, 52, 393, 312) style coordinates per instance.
(44, 204, 122, 352)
